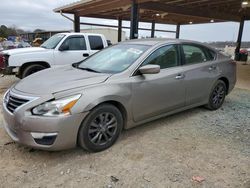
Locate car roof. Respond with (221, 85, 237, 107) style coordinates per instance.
(120, 38, 213, 49)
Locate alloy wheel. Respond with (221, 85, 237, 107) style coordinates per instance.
(88, 112, 118, 146)
(211, 83, 225, 108)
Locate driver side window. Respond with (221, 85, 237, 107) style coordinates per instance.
(142, 45, 179, 69)
(61, 36, 86, 51)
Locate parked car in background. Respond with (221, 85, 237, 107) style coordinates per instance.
(0, 43, 4, 51)
(0, 33, 108, 78)
(14, 41, 32, 48)
(1, 41, 16, 50)
(2, 39, 236, 152)
(239, 49, 248, 62)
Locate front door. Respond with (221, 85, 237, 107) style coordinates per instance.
(54, 35, 90, 66)
(131, 44, 186, 122)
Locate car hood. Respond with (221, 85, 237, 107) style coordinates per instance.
(3, 47, 48, 55)
(14, 65, 111, 95)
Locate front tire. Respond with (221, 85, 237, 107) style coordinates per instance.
(21, 64, 46, 78)
(78, 104, 123, 152)
(206, 80, 226, 110)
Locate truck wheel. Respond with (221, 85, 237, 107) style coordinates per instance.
(21, 64, 46, 78)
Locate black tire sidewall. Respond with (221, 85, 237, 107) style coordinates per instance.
(208, 80, 226, 110)
(78, 104, 123, 152)
(22, 64, 46, 78)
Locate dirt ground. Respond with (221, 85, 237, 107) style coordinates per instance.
(0, 63, 249, 188)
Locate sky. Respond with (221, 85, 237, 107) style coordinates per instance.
(0, 0, 249, 42)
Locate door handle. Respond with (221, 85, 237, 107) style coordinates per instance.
(83, 53, 89, 57)
(175, 74, 185, 80)
(209, 66, 216, 71)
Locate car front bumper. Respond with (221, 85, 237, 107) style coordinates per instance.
(2, 91, 88, 151)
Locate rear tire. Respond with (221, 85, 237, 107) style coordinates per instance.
(205, 80, 226, 110)
(21, 64, 46, 78)
(78, 104, 123, 152)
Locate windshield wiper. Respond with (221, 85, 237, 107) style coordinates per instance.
(78, 67, 100, 73)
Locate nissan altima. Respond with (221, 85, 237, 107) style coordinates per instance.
(2, 39, 236, 152)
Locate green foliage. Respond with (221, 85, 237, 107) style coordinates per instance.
(0, 25, 8, 38)
(0, 25, 26, 38)
(0, 25, 45, 39)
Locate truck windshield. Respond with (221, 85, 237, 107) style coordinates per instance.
(78, 44, 150, 74)
(41, 34, 65, 49)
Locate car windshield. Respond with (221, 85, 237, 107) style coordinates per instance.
(41, 34, 65, 49)
(78, 44, 150, 73)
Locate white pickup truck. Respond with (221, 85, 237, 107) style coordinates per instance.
(0, 33, 108, 78)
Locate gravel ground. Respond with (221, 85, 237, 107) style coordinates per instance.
(0, 75, 249, 188)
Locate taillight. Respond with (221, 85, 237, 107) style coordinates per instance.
(0, 53, 4, 69)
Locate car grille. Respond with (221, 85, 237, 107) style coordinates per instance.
(6, 94, 29, 113)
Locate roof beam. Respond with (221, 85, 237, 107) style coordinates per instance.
(140, 1, 241, 22)
(75, 0, 151, 16)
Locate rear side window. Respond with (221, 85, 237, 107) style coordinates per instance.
(63, 36, 86, 50)
(88, 36, 104, 50)
(205, 48, 217, 61)
(182, 45, 207, 65)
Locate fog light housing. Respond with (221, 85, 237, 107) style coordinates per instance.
(31, 132, 58, 146)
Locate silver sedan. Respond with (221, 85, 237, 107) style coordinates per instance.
(2, 39, 236, 152)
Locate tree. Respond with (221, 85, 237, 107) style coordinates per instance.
(34, 29, 45, 33)
(0, 25, 8, 38)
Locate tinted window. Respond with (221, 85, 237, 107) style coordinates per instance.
(88, 36, 104, 50)
(205, 48, 217, 61)
(62, 36, 86, 50)
(143, 45, 179, 69)
(182, 45, 207, 65)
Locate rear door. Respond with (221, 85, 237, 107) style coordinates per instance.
(54, 35, 89, 66)
(131, 44, 186, 122)
(181, 43, 219, 105)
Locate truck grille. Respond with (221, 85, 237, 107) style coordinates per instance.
(6, 94, 29, 113)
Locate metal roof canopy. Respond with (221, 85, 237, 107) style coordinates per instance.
(54, 0, 250, 59)
(54, 0, 250, 24)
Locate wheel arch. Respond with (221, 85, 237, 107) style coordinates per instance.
(218, 77, 229, 94)
(94, 100, 127, 127)
(83, 97, 129, 129)
(18, 61, 50, 77)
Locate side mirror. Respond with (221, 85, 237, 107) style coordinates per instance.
(139, 64, 160, 74)
(59, 43, 69, 51)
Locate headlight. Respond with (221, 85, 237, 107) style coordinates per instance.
(3, 90, 10, 104)
(32, 94, 81, 116)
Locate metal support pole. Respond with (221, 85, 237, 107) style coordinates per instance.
(130, 0, 139, 39)
(176, 24, 180, 39)
(118, 18, 122, 42)
(74, 14, 80, 32)
(235, 17, 245, 60)
(151, 20, 155, 38)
